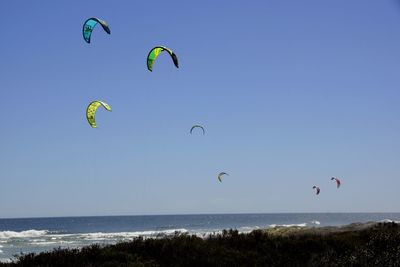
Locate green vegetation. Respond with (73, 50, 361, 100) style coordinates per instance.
(2, 222, 400, 267)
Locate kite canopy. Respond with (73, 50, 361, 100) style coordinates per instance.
(147, 46, 179, 71)
(331, 177, 341, 188)
(312, 186, 320, 195)
(190, 125, 205, 135)
(218, 172, 228, 182)
(86, 100, 112, 128)
(83, 18, 111, 43)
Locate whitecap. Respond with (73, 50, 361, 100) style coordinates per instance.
(77, 228, 188, 241)
(237, 226, 260, 233)
(0, 230, 48, 239)
(269, 223, 307, 228)
(29, 241, 67, 246)
(0, 258, 11, 263)
(194, 230, 223, 238)
(379, 219, 400, 223)
(40, 228, 189, 244)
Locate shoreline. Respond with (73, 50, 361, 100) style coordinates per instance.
(263, 220, 396, 235)
(1, 221, 399, 266)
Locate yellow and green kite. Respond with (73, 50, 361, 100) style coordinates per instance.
(147, 46, 179, 71)
(86, 100, 112, 128)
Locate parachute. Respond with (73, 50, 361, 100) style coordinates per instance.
(190, 125, 205, 135)
(86, 100, 112, 128)
(331, 177, 341, 188)
(83, 18, 111, 43)
(218, 172, 228, 182)
(147, 46, 179, 71)
(312, 186, 320, 195)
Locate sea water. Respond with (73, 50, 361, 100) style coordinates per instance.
(0, 213, 399, 262)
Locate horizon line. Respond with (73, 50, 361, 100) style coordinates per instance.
(1, 211, 400, 220)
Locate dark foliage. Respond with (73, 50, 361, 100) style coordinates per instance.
(2, 223, 400, 267)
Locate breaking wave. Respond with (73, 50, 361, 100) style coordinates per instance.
(238, 226, 260, 232)
(0, 230, 48, 239)
(269, 223, 307, 228)
(0, 228, 188, 242)
(54, 228, 189, 241)
(379, 219, 400, 224)
(0, 258, 11, 263)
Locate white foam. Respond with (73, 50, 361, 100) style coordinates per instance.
(0, 249, 3, 253)
(310, 220, 321, 225)
(379, 219, 400, 224)
(0, 258, 11, 263)
(29, 241, 74, 246)
(269, 223, 307, 228)
(238, 226, 260, 231)
(0, 230, 48, 239)
(194, 230, 223, 238)
(76, 228, 187, 240)
(42, 228, 189, 242)
(189, 226, 261, 238)
(0, 228, 189, 242)
(237, 226, 260, 233)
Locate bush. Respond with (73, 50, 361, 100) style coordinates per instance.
(1, 223, 399, 267)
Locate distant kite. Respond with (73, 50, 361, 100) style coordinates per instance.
(218, 172, 228, 182)
(312, 186, 320, 195)
(190, 125, 205, 135)
(83, 18, 111, 43)
(86, 100, 112, 128)
(147, 46, 179, 71)
(331, 177, 341, 188)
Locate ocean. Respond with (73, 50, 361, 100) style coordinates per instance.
(0, 213, 399, 262)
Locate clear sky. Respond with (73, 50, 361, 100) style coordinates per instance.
(1, 0, 400, 218)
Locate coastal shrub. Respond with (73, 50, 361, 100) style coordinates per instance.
(1, 223, 399, 267)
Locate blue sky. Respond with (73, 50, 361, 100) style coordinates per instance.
(1, 0, 400, 218)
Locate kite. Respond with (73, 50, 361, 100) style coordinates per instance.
(218, 172, 228, 182)
(147, 46, 179, 71)
(83, 18, 111, 43)
(312, 186, 320, 195)
(331, 177, 341, 188)
(190, 125, 205, 135)
(86, 100, 112, 128)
